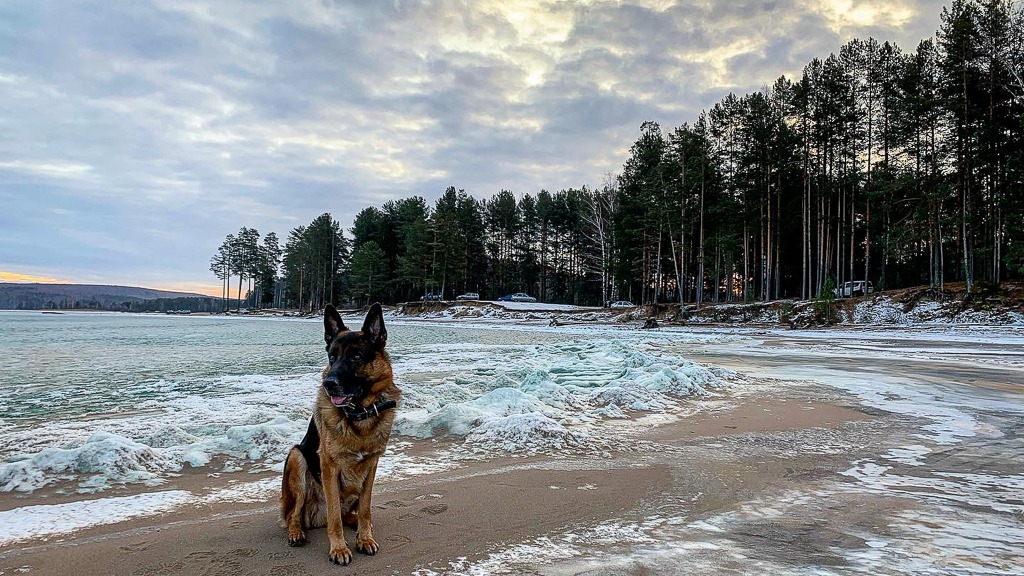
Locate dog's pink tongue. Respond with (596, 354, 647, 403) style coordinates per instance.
(330, 395, 349, 407)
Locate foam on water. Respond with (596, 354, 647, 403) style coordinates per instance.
(410, 512, 823, 576)
(0, 373, 319, 493)
(765, 366, 991, 445)
(0, 322, 733, 545)
(842, 458, 1024, 514)
(1, 328, 730, 494)
(0, 432, 181, 493)
(414, 476, 1024, 576)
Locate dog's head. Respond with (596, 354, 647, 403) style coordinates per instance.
(321, 303, 389, 408)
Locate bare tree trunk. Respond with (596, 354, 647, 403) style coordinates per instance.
(715, 242, 722, 304)
(697, 160, 706, 305)
(818, 191, 826, 296)
(763, 175, 771, 302)
(742, 221, 749, 302)
(775, 170, 782, 299)
(849, 182, 855, 286)
(655, 219, 663, 303)
(962, 49, 974, 294)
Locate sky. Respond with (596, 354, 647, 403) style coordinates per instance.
(0, 0, 945, 296)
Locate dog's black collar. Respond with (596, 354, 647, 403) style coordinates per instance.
(341, 397, 397, 422)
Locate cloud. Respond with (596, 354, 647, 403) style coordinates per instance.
(810, 0, 920, 33)
(0, 0, 943, 291)
(0, 160, 95, 180)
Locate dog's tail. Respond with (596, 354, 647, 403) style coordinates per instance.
(280, 416, 321, 525)
(280, 447, 300, 525)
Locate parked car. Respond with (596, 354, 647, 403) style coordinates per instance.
(455, 292, 480, 301)
(420, 293, 443, 301)
(609, 300, 635, 309)
(833, 281, 874, 298)
(510, 293, 537, 303)
(497, 294, 513, 301)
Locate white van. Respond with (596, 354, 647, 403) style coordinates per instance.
(834, 281, 874, 298)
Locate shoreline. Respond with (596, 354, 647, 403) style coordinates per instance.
(6, 278, 1024, 329)
(2, 316, 1022, 573)
(0, 386, 875, 575)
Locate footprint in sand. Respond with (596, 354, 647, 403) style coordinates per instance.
(132, 561, 185, 576)
(264, 564, 308, 576)
(119, 541, 150, 553)
(378, 499, 411, 509)
(197, 551, 246, 576)
(413, 493, 443, 501)
(420, 503, 448, 515)
(201, 560, 240, 576)
(385, 534, 413, 552)
(231, 548, 259, 558)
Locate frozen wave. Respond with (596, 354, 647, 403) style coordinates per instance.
(0, 373, 317, 493)
(1, 332, 731, 493)
(395, 338, 731, 452)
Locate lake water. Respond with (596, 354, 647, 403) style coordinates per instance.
(0, 310, 730, 494)
(0, 311, 577, 421)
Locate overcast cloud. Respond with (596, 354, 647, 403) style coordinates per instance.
(0, 0, 943, 294)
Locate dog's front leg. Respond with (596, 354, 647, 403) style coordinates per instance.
(321, 459, 352, 565)
(355, 456, 380, 555)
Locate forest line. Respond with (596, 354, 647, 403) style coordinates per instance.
(211, 0, 1024, 310)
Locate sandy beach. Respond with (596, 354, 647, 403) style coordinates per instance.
(0, 386, 871, 576)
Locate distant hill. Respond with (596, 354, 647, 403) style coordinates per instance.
(0, 283, 223, 311)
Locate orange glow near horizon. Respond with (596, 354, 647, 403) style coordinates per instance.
(149, 282, 225, 297)
(0, 271, 69, 283)
(1, 271, 224, 297)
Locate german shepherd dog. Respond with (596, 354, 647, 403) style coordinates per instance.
(280, 303, 400, 565)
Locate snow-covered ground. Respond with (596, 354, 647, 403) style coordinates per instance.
(489, 301, 598, 312)
(846, 297, 1024, 325)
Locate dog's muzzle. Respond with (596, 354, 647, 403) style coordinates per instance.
(322, 375, 354, 407)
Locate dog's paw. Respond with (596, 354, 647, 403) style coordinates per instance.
(287, 530, 307, 547)
(356, 535, 379, 555)
(329, 545, 353, 565)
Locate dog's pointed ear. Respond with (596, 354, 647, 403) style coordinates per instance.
(361, 303, 387, 350)
(324, 304, 346, 344)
